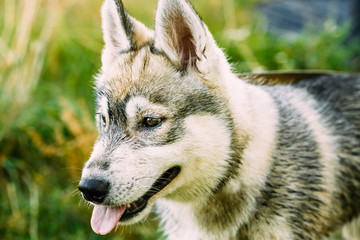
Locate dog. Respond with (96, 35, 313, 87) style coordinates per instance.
(78, 0, 360, 239)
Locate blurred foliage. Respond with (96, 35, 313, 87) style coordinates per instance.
(0, 0, 358, 239)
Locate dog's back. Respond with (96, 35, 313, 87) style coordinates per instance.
(242, 74, 360, 239)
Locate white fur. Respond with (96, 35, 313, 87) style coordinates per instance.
(342, 216, 360, 240)
(125, 96, 150, 119)
(156, 115, 234, 240)
(226, 78, 279, 228)
(157, 200, 211, 240)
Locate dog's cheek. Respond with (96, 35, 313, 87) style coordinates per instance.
(147, 115, 233, 201)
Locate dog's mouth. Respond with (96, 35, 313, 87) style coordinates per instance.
(121, 166, 180, 221)
(91, 166, 181, 235)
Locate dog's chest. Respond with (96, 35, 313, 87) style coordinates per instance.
(156, 199, 236, 240)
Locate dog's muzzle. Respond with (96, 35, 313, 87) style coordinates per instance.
(77, 166, 181, 235)
(78, 178, 110, 204)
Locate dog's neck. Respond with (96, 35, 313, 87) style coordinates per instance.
(156, 74, 279, 239)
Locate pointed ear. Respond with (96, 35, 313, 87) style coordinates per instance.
(101, 0, 153, 67)
(153, 0, 212, 72)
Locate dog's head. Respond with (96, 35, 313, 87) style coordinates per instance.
(78, 0, 237, 235)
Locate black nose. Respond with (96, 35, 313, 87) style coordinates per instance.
(78, 179, 110, 204)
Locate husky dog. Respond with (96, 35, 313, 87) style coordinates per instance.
(78, 0, 360, 239)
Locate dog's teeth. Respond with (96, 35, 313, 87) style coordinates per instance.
(126, 203, 131, 208)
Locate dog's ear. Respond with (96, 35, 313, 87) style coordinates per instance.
(101, 0, 153, 68)
(153, 0, 213, 72)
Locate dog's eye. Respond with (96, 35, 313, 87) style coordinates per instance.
(98, 113, 108, 131)
(143, 117, 162, 128)
(101, 114, 107, 128)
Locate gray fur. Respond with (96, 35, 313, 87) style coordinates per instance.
(78, 0, 360, 239)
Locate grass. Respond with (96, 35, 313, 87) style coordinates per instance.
(0, 0, 358, 239)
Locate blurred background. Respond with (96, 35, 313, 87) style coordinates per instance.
(0, 0, 359, 239)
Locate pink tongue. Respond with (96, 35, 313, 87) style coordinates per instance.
(91, 205, 126, 235)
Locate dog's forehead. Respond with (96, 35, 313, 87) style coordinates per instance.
(95, 47, 177, 102)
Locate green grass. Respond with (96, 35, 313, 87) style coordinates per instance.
(0, 0, 358, 239)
